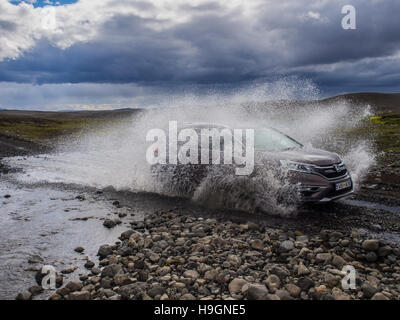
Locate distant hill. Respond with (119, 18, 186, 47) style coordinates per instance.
(321, 92, 400, 113)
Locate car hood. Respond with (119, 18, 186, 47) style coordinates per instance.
(257, 148, 342, 166)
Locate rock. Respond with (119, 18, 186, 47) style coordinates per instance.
(68, 291, 91, 300)
(251, 239, 264, 250)
(49, 293, 62, 300)
(65, 281, 83, 292)
(103, 219, 116, 228)
(362, 282, 379, 299)
(247, 284, 269, 300)
(313, 285, 328, 300)
(56, 287, 70, 297)
(97, 244, 113, 258)
(183, 270, 199, 280)
(378, 246, 392, 257)
(120, 230, 135, 240)
(265, 294, 280, 300)
(101, 264, 123, 278)
(138, 270, 148, 282)
(297, 277, 315, 291)
(61, 266, 78, 274)
(332, 287, 350, 300)
(228, 278, 247, 295)
(84, 260, 95, 269)
(204, 270, 218, 281)
(265, 274, 281, 292)
(74, 247, 84, 253)
(28, 285, 44, 296)
(371, 293, 389, 300)
(28, 255, 43, 264)
(181, 293, 196, 300)
(35, 267, 63, 288)
(362, 239, 379, 251)
(134, 260, 146, 269)
(285, 284, 301, 298)
(269, 266, 289, 279)
(279, 240, 294, 252)
(316, 253, 332, 264)
(297, 263, 310, 276)
(296, 235, 309, 243)
(147, 284, 165, 298)
(15, 291, 32, 300)
(331, 255, 346, 267)
(365, 251, 378, 262)
(275, 289, 293, 300)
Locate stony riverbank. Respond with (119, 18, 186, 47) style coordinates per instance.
(18, 210, 400, 300)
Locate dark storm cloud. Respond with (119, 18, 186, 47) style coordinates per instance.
(1, 0, 400, 96)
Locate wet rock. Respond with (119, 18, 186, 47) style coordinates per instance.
(103, 219, 116, 229)
(61, 266, 78, 274)
(65, 281, 83, 292)
(28, 285, 44, 296)
(120, 230, 134, 240)
(98, 244, 113, 258)
(74, 246, 84, 253)
(68, 291, 91, 300)
(15, 291, 32, 300)
(28, 255, 43, 264)
(84, 260, 95, 269)
(362, 239, 380, 251)
(35, 267, 63, 288)
(101, 264, 123, 278)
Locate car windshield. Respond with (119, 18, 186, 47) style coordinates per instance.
(254, 128, 302, 151)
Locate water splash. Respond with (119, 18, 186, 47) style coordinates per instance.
(3, 79, 376, 216)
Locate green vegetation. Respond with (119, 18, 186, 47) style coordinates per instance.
(0, 117, 106, 141)
(366, 114, 400, 154)
(0, 110, 135, 142)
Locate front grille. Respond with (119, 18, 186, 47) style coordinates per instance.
(314, 162, 348, 180)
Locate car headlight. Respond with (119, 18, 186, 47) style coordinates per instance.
(280, 160, 316, 173)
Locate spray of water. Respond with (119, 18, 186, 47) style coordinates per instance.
(3, 79, 376, 216)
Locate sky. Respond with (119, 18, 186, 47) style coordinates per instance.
(0, 0, 400, 110)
